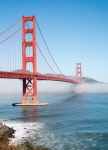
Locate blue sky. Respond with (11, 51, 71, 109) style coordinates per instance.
(0, 0, 108, 82)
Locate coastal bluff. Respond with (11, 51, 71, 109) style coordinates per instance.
(0, 122, 15, 137)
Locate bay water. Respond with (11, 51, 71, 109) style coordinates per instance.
(0, 93, 108, 149)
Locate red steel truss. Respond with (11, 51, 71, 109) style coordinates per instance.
(0, 71, 81, 84)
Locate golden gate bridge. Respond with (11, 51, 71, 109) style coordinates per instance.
(0, 16, 82, 105)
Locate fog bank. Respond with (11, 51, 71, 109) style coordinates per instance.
(0, 79, 108, 94)
(0, 79, 76, 94)
(76, 83, 108, 93)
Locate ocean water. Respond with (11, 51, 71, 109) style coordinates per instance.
(0, 92, 108, 150)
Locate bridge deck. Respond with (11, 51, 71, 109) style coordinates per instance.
(0, 71, 79, 84)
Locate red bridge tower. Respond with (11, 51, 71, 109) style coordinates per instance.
(22, 16, 38, 104)
(76, 63, 82, 84)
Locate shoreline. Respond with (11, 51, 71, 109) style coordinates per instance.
(0, 122, 15, 138)
(0, 122, 51, 150)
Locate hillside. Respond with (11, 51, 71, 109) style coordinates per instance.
(82, 77, 102, 83)
(13, 70, 102, 83)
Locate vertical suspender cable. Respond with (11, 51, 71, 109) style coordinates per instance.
(35, 19, 64, 75)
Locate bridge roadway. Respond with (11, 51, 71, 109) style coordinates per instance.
(0, 71, 79, 84)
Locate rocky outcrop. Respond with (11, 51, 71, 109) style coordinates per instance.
(0, 122, 15, 137)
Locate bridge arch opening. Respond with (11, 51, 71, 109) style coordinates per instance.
(26, 47, 33, 57)
(25, 21, 33, 29)
(25, 33, 33, 42)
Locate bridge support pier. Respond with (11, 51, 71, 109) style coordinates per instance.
(22, 77, 38, 104)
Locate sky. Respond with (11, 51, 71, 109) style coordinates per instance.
(0, 0, 108, 82)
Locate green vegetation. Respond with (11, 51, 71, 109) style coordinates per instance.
(0, 135, 51, 150)
(0, 123, 51, 150)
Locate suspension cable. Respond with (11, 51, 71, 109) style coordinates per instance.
(0, 17, 21, 36)
(35, 18, 64, 75)
(0, 27, 22, 44)
(37, 43, 57, 75)
(26, 22, 58, 76)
